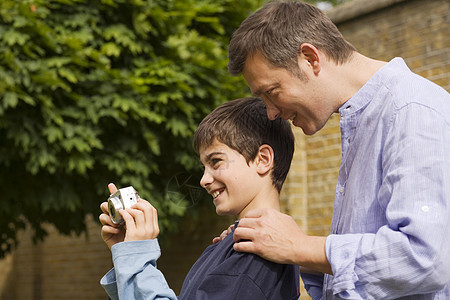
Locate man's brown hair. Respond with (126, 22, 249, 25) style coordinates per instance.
(228, 0, 356, 76)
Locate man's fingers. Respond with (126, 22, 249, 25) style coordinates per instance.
(212, 223, 236, 244)
(233, 240, 258, 254)
(233, 226, 255, 243)
(236, 218, 259, 229)
(238, 208, 276, 228)
(241, 208, 268, 218)
(219, 230, 228, 240)
(220, 224, 234, 239)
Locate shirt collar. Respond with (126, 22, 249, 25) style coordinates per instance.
(338, 57, 409, 117)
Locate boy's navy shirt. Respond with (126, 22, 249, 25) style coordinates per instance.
(178, 221, 300, 300)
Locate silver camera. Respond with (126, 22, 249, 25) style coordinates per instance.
(108, 186, 140, 225)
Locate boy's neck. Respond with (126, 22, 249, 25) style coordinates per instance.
(237, 187, 281, 219)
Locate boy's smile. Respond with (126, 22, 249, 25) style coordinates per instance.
(199, 139, 262, 218)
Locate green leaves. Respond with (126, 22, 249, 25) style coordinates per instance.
(0, 0, 263, 257)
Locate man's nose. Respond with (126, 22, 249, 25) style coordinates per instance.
(265, 104, 280, 120)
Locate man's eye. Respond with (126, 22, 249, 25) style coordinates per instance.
(265, 89, 273, 95)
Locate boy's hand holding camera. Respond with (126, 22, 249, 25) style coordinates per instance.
(99, 183, 160, 250)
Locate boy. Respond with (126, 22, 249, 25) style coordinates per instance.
(99, 97, 300, 299)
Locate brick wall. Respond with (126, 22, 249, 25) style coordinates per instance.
(0, 0, 448, 299)
(0, 215, 112, 300)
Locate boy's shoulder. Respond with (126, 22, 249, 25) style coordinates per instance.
(181, 225, 299, 299)
(209, 227, 300, 297)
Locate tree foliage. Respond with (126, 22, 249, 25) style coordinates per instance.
(0, 0, 263, 257)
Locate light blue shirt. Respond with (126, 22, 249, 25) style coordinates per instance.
(303, 58, 450, 299)
(100, 239, 177, 300)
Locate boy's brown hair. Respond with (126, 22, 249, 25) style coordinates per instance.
(194, 97, 294, 192)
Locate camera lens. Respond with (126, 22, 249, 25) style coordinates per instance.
(108, 194, 124, 225)
(107, 186, 139, 225)
(109, 202, 116, 219)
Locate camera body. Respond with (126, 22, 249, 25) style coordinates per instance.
(108, 186, 140, 225)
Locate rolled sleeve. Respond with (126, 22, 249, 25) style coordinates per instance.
(300, 272, 324, 300)
(100, 268, 119, 300)
(325, 234, 360, 297)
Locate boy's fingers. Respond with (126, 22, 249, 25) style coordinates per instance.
(99, 213, 109, 225)
(129, 200, 159, 239)
(120, 209, 136, 232)
(108, 183, 118, 194)
(101, 225, 121, 235)
(152, 207, 159, 232)
(126, 208, 145, 228)
(100, 202, 109, 214)
(133, 200, 157, 224)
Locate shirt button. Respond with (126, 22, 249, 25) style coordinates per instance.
(421, 205, 429, 212)
(340, 186, 345, 193)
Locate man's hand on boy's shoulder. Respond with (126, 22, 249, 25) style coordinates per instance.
(212, 223, 235, 244)
(232, 208, 302, 264)
(231, 208, 332, 274)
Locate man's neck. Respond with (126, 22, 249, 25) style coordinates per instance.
(334, 53, 387, 106)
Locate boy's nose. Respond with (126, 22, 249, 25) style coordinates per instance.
(200, 170, 213, 189)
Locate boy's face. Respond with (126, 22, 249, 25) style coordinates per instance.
(199, 139, 261, 218)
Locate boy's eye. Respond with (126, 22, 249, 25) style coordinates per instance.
(209, 158, 224, 169)
(211, 158, 221, 166)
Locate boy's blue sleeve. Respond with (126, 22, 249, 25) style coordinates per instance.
(100, 239, 177, 300)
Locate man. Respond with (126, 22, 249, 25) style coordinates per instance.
(226, 1, 450, 299)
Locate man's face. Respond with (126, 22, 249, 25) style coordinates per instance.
(242, 51, 334, 135)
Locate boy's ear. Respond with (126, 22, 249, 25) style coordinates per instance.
(255, 144, 274, 175)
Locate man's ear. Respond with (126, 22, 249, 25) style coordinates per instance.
(255, 144, 274, 175)
(298, 43, 321, 75)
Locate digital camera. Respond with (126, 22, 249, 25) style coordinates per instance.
(108, 186, 140, 225)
